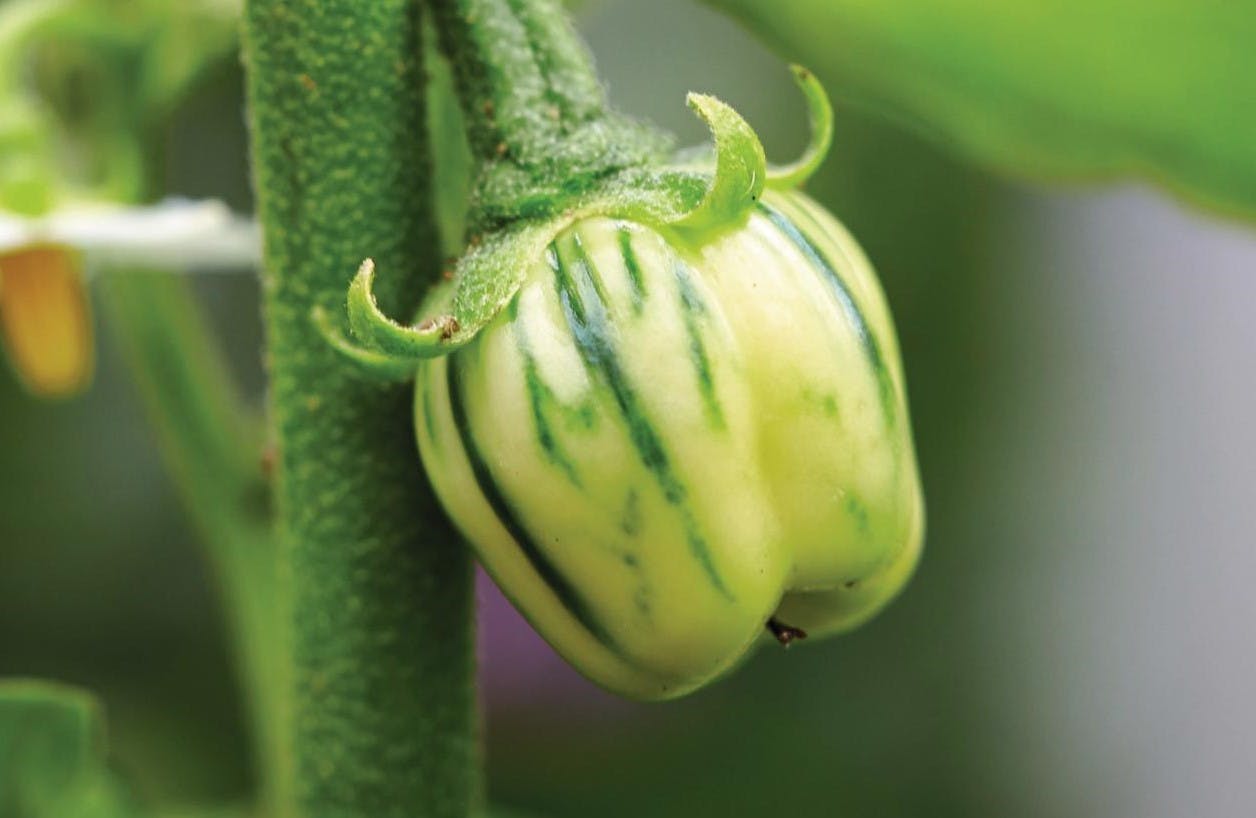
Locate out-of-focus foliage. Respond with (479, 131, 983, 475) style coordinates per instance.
(0, 50, 260, 807)
(0, 0, 240, 207)
(706, 0, 1256, 219)
(0, 680, 138, 817)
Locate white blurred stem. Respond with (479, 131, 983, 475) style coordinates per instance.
(0, 198, 261, 275)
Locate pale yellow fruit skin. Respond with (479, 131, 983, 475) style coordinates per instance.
(415, 189, 923, 700)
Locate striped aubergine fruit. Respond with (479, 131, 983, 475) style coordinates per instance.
(414, 188, 924, 700)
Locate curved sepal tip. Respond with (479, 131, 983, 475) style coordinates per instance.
(766, 65, 834, 190)
(345, 258, 456, 360)
(669, 92, 766, 228)
(312, 303, 418, 382)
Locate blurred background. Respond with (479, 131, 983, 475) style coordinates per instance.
(2, 0, 1254, 816)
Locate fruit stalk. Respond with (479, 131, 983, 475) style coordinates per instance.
(426, 0, 666, 227)
(426, 0, 608, 160)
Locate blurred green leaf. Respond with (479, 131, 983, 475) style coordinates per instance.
(0, 679, 141, 817)
(153, 806, 252, 818)
(705, 0, 1256, 219)
(0, 0, 241, 203)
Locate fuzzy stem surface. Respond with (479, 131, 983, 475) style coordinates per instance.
(428, 0, 666, 227)
(241, 1, 478, 815)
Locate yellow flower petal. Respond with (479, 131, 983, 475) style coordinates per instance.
(0, 244, 93, 397)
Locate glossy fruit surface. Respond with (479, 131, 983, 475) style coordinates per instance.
(415, 189, 923, 699)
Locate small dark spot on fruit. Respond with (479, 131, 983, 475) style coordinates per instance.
(767, 618, 808, 647)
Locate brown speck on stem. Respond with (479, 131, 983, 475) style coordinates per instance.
(767, 617, 808, 647)
(482, 99, 494, 118)
(260, 444, 278, 479)
(298, 73, 317, 92)
(495, 141, 508, 157)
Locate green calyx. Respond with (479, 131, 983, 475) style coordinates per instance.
(327, 48, 835, 378)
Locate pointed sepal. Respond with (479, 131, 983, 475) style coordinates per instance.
(766, 65, 834, 190)
(669, 92, 767, 228)
(346, 258, 456, 359)
(312, 304, 419, 382)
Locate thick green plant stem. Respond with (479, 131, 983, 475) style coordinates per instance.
(242, 2, 477, 817)
(98, 272, 283, 813)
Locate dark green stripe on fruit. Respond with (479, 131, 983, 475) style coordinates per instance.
(845, 494, 871, 537)
(509, 296, 582, 486)
(551, 236, 733, 601)
(758, 202, 897, 427)
(445, 353, 617, 649)
(672, 256, 724, 429)
(617, 227, 646, 315)
(620, 488, 641, 537)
